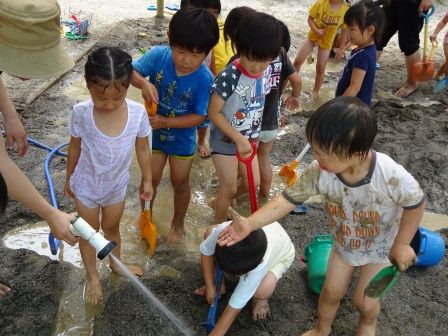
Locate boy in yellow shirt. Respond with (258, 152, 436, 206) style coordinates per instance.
(293, 0, 349, 96)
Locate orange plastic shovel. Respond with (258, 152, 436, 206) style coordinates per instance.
(411, 6, 436, 82)
(144, 99, 158, 116)
(279, 143, 310, 186)
(140, 200, 158, 256)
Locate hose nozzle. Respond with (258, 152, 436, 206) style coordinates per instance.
(69, 216, 117, 260)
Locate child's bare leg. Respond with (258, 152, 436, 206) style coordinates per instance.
(302, 249, 354, 336)
(102, 201, 143, 277)
(252, 271, 277, 320)
(0, 283, 11, 298)
(197, 126, 210, 158)
(313, 48, 331, 95)
(237, 153, 260, 199)
(352, 263, 387, 336)
(294, 39, 315, 72)
(212, 154, 238, 223)
(257, 140, 275, 198)
(75, 198, 103, 304)
(167, 155, 194, 242)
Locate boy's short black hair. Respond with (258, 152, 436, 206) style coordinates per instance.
(306, 96, 377, 160)
(234, 12, 282, 61)
(215, 228, 267, 276)
(189, 0, 221, 14)
(168, 7, 219, 54)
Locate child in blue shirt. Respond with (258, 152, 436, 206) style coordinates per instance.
(132, 7, 219, 242)
(335, 0, 385, 106)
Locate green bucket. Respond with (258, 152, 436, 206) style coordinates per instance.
(304, 234, 333, 294)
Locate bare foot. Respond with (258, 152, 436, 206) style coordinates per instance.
(208, 197, 217, 211)
(395, 82, 418, 98)
(166, 226, 185, 244)
(194, 282, 226, 296)
(252, 299, 270, 320)
(197, 141, 210, 158)
(0, 283, 11, 299)
(300, 327, 332, 336)
(110, 262, 143, 278)
(356, 316, 377, 336)
(84, 276, 104, 304)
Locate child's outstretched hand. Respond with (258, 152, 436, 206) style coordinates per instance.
(141, 179, 154, 201)
(218, 212, 252, 246)
(284, 95, 300, 112)
(389, 243, 417, 272)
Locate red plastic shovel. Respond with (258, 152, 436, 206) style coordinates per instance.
(236, 142, 258, 213)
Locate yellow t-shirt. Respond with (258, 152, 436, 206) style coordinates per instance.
(213, 16, 235, 74)
(307, 0, 349, 50)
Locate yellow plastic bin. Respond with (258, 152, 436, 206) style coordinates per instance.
(304, 235, 333, 294)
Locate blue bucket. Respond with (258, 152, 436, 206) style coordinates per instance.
(411, 227, 445, 267)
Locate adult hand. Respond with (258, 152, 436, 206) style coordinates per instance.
(389, 243, 417, 272)
(419, 0, 434, 13)
(217, 213, 252, 246)
(45, 209, 79, 246)
(4, 114, 28, 156)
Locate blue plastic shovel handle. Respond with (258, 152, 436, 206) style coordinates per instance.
(200, 267, 223, 333)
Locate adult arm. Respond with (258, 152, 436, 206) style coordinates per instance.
(0, 79, 28, 156)
(218, 193, 295, 246)
(0, 136, 77, 245)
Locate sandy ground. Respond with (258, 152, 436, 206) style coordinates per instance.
(1, 0, 448, 335)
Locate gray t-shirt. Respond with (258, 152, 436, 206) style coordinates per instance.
(209, 60, 271, 155)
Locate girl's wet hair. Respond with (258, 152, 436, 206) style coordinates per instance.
(344, 0, 385, 45)
(169, 7, 219, 54)
(233, 11, 283, 61)
(85, 47, 133, 90)
(0, 173, 8, 214)
(215, 228, 267, 276)
(306, 96, 377, 160)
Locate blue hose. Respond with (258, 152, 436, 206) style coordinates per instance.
(44, 142, 69, 255)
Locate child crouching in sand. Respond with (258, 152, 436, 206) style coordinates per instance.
(198, 221, 295, 335)
(218, 96, 425, 335)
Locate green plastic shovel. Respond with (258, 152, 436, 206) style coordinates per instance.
(364, 265, 399, 299)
